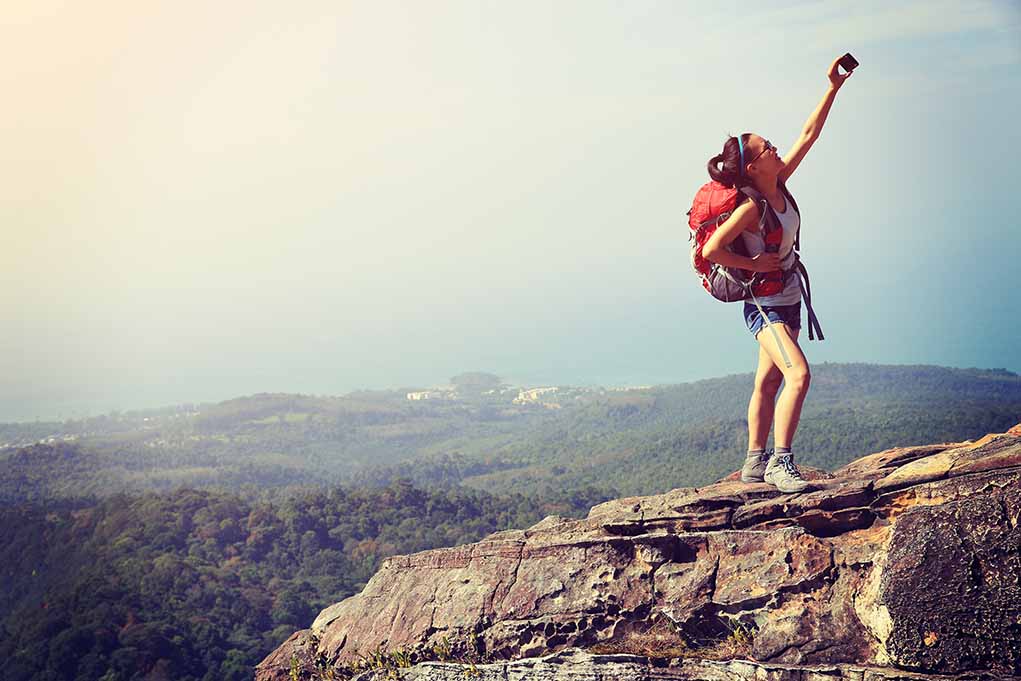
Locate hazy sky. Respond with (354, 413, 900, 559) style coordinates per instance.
(3, 0, 1020, 421)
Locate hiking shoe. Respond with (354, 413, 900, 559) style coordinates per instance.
(741, 448, 771, 483)
(763, 452, 810, 493)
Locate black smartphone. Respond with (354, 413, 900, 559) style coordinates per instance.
(838, 52, 859, 74)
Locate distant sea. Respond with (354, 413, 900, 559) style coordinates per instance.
(0, 367, 671, 423)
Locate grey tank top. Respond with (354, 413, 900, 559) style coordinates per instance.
(739, 194, 801, 306)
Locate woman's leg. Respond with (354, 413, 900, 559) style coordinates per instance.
(755, 324, 808, 448)
(748, 344, 784, 450)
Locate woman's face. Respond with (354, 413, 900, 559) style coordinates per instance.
(746, 134, 784, 175)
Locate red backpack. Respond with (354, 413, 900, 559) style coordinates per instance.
(686, 180, 824, 342)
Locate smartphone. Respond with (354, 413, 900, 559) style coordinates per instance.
(838, 52, 859, 74)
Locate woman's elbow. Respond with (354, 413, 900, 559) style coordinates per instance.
(702, 243, 720, 263)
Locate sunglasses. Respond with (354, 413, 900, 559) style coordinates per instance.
(747, 140, 776, 164)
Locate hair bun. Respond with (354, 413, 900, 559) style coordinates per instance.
(706, 151, 734, 188)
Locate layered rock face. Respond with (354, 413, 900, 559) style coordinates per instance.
(257, 425, 1021, 680)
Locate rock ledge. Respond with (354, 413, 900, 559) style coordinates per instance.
(351, 648, 1020, 680)
(257, 425, 1021, 680)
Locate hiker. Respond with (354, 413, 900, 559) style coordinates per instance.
(700, 56, 853, 493)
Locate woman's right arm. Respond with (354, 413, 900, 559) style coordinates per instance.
(702, 201, 781, 272)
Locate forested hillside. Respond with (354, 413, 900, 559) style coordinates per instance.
(0, 481, 611, 681)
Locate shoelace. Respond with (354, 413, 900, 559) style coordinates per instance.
(776, 453, 804, 479)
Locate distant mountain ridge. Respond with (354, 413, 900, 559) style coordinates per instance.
(2, 363, 1019, 503)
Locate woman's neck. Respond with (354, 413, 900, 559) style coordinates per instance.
(752, 175, 780, 198)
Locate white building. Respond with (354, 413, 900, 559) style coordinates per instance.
(406, 390, 456, 401)
(513, 387, 559, 404)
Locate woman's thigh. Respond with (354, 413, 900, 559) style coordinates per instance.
(755, 323, 807, 379)
(754, 342, 783, 388)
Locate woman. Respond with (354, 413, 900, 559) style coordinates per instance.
(701, 56, 852, 493)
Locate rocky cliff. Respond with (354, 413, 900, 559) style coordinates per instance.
(256, 424, 1021, 681)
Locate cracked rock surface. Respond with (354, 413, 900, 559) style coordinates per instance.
(362, 648, 1017, 681)
(256, 424, 1021, 680)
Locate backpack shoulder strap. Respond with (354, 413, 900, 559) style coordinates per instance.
(738, 184, 763, 205)
(779, 181, 801, 251)
(738, 185, 775, 235)
(779, 181, 799, 215)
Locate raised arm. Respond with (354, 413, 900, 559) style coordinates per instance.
(778, 56, 853, 184)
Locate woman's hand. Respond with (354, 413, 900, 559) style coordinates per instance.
(828, 56, 853, 90)
(749, 252, 782, 272)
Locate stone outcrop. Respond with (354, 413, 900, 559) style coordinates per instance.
(256, 425, 1021, 681)
(277, 647, 1018, 680)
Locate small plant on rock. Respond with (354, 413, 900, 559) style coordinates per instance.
(430, 635, 453, 662)
(289, 628, 498, 679)
(703, 617, 757, 660)
(587, 617, 690, 658)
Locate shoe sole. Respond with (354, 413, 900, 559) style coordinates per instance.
(740, 475, 765, 483)
(765, 480, 809, 493)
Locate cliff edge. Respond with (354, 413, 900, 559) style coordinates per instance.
(257, 423, 1021, 680)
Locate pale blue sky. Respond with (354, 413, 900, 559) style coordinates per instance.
(2, 1, 1020, 421)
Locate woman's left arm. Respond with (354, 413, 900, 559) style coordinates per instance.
(778, 56, 853, 184)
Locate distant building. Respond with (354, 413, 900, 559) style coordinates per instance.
(406, 390, 456, 401)
(513, 387, 559, 404)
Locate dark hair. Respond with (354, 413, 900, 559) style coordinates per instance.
(707, 132, 753, 189)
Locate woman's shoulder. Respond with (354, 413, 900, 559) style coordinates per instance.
(734, 196, 761, 233)
(735, 201, 762, 234)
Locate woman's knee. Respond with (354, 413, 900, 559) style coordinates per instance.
(785, 366, 811, 392)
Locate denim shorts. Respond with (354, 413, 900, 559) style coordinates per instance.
(744, 301, 801, 338)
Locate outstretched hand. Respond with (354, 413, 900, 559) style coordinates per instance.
(828, 56, 853, 90)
